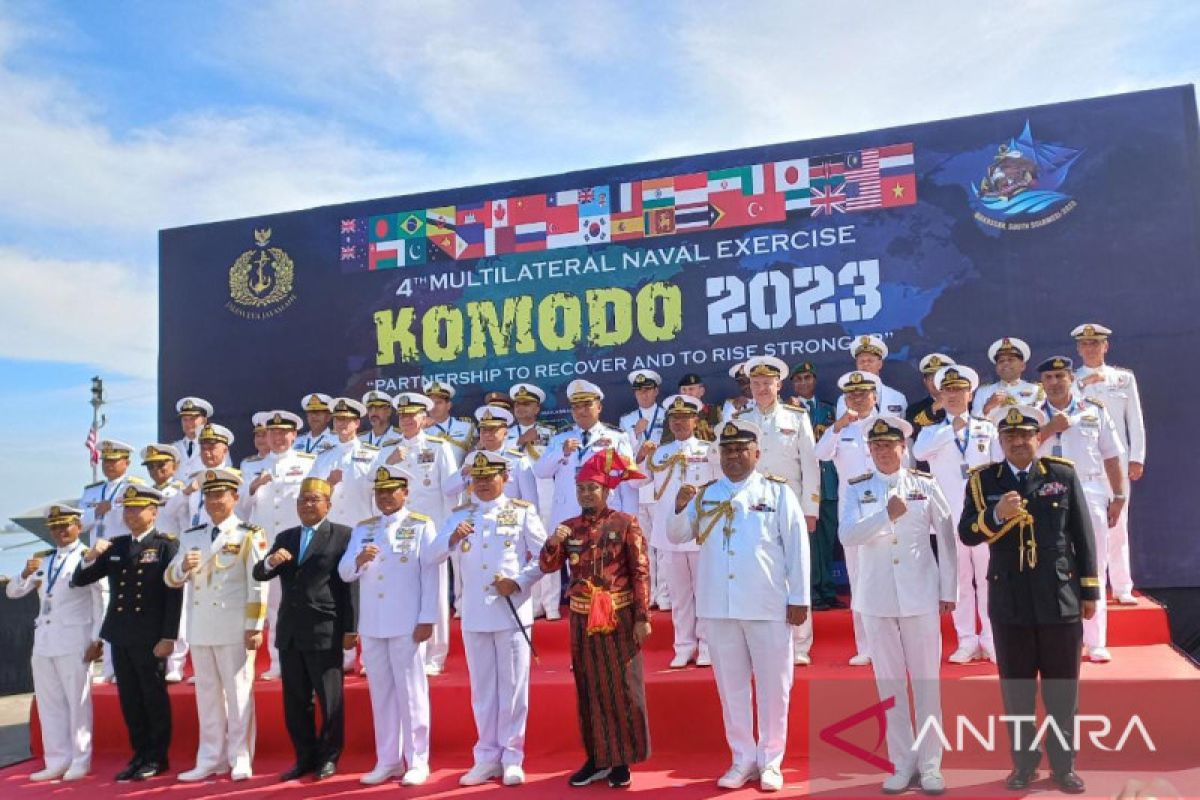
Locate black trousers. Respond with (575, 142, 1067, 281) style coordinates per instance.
(280, 647, 344, 767)
(992, 621, 1083, 774)
(110, 641, 171, 764)
(810, 498, 840, 605)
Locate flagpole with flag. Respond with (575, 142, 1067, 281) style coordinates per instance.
(87, 376, 106, 483)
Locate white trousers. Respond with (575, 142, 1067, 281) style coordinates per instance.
(266, 580, 281, 673)
(1107, 493, 1134, 596)
(706, 618, 793, 771)
(638, 504, 669, 607)
(662, 551, 706, 657)
(531, 569, 562, 616)
(191, 643, 256, 772)
(425, 562, 450, 670)
(862, 612, 943, 777)
(1082, 490, 1110, 649)
(951, 543, 992, 653)
(843, 544, 869, 656)
(167, 592, 189, 676)
(463, 629, 531, 767)
(32, 652, 93, 771)
(362, 634, 429, 771)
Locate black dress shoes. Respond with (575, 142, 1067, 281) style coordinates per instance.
(569, 760, 611, 786)
(1051, 771, 1086, 794)
(132, 760, 167, 781)
(1005, 767, 1038, 790)
(314, 761, 337, 780)
(115, 759, 143, 782)
(280, 763, 313, 781)
(608, 765, 631, 788)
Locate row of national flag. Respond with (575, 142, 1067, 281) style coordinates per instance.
(339, 143, 916, 271)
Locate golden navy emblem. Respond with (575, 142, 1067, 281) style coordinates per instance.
(227, 228, 297, 319)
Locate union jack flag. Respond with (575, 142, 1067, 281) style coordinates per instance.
(810, 184, 847, 216)
(340, 219, 357, 234)
(578, 188, 595, 204)
(340, 245, 357, 261)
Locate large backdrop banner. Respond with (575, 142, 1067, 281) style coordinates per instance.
(161, 85, 1199, 587)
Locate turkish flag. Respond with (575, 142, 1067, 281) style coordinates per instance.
(708, 190, 785, 228)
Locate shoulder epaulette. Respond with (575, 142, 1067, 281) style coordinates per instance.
(451, 501, 475, 512)
(505, 448, 524, 457)
(160, 532, 178, 541)
(295, 452, 316, 460)
(408, 511, 431, 522)
(35, 548, 54, 558)
(127, 476, 146, 485)
(1041, 455, 1076, 467)
(764, 473, 788, 483)
(360, 443, 381, 451)
(426, 434, 447, 443)
(510, 498, 533, 507)
(392, 425, 404, 433)
(699, 478, 718, 489)
(1084, 397, 1105, 409)
(457, 416, 474, 424)
(357, 516, 380, 526)
(967, 462, 993, 476)
(782, 402, 806, 413)
(242, 454, 264, 462)
(185, 523, 206, 533)
(848, 472, 874, 485)
(910, 469, 933, 478)
(85, 479, 104, 488)
(237, 522, 263, 531)
(733, 408, 748, 417)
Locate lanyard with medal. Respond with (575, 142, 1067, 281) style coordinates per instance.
(41, 544, 73, 615)
(953, 417, 971, 479)
(639, 406, 660, 443)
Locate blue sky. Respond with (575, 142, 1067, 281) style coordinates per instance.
(0, 0, 1197, 526)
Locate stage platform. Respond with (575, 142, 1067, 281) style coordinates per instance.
(3, 594, 1197, 798)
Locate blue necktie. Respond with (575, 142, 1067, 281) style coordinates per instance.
(299, 526, 313, 560)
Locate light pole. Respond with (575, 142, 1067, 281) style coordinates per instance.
(90, 376, 106, 483)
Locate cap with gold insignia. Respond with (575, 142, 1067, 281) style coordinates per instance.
(46, 504, 83, 526)
(678, 373, 704, 388)
(199, 423, 236, 445)
(867, 415, 912, 441)
(465, 450, 509, 478)
(140, 443, 181, 465)
(744, 355, 789, 378)
(662, 394, 703, 416)
(728, 362, 748, 381)
(201, 468, 243, 493)
(918, 353, 955, 375)
(987, 336, 1031, 363)
(263, 411, 303, 431)
(251, 411, 270, 433)
(1036, 355, 1074, 374)
(851, 335, 888, 359)
(175, 397, 213, 417)
(475, 406, 514, 428)
(99, 439, 135, 460)
(790, 361, 816, 378)
(301, 393, 333, 413)
(372, 465, 410, 491)
(567, 379, 604, 403)
(362, 389, 394, 408)
(422, 379, 456, 400)
(393, 392, 434, 414)
(628, 370, 662, 389)
(118, 485, 165, 508)
(509, 383, 546, 404)
(935, 365, 979, 392)
(989, 404, 1047, 432)
(1071, 323, 1112, 341)
(837, 370, 881, 394)
(330, 397, 367, 419)
(300, 476, 333, 496)
(483, 391, 513, 410)
(718, 419, 761, 445)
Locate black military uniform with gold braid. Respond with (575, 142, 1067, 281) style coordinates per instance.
(73, 484, 182, 777)
(957, 406, 1098, 784)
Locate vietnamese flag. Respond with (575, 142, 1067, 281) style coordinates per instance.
(881, 174, 917, 207)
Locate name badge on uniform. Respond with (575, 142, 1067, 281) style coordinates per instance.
(888, 404, 903, 413)
(749, 501, 775, 512)
(419, 449, 434, 464)
(497, 510, 518, 526)
(353, 453, 373, 463)
(108, 554, 121, 561)
(1052, 444, 1064, 457)
(396, 527, 417, 540)
(906, 491, 927, 501)
(861, 490, 878, 504)
(780, 428, 796, 435)
(139, 549, 159, 564)
(285, 465, 306, 477)
(222, 542, 240, 555)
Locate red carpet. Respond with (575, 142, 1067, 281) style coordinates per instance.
(4, 594, 1197, 798)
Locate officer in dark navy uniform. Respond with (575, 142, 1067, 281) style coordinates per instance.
(74, 484, 182, 781)
(958, 405, 1097, 795)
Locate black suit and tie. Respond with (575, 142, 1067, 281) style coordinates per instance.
(253, 519, 355, 773)
(74, 529, 182, 771)
(959, 457, 1099, 780)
